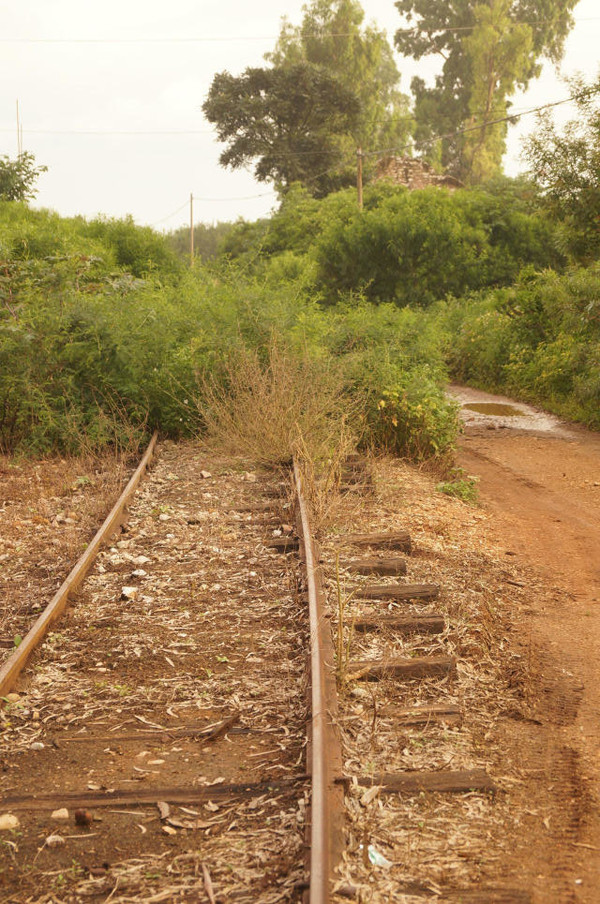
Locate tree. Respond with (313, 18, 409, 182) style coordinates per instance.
(523, 74, 600, 262)
(167, 221, 236, 262)
(0, 152, 47, 201)
(202, 62, 361, 197)
(395, 0, 579, 183)
(266, 0, 414, 183)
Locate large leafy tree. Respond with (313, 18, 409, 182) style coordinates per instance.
(0, 152, 47, 201)
(395, 0, 579, 183)
(202, 62, 361, 198)
(524, 74, 600, 262)
(266, 0, 414, 181)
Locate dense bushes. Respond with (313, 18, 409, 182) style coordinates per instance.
(9, 181, 594, 465)
(0, 203, 459, 460)
(217, 180, 564, 307)
(435, 266, 600, 428)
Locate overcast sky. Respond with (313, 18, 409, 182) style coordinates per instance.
(2, 0, 598, 230)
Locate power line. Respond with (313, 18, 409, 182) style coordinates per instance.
(149, 200, 189, 227)
(0, 127, 215, 136)
(0, 123, 362, 161)
(150, 190, 276, 229)
(396, 16, 600, 36)
(192, 191, 274, 202)
(2, 18, 599, 44)
(362, 86, 600, 159)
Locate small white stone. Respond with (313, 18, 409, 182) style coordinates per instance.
(158, 513, 170, 522)
(45, 834, 65, 848)
(121, 586, 138, 600)
(0, 814, 19, 830)
(51, 808, 69, 820)
(30, 741, 45, 751)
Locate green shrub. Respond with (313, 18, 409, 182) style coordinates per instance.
(0, 203, 461, 461)
(435, 265, 600, 429)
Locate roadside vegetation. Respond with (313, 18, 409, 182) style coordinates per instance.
(0, 200, 457, 462)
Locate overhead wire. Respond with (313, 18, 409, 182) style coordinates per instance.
(0, 127, 215, 136)
(149, 199, 190, 227)
(1, 17, 599, 43)
(361, 85, 600, 159)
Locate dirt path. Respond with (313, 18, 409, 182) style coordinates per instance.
(450, 384, 600, 903)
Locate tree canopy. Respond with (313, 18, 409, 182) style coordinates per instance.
(395, 0, 579, 183)
(203, 0, 414, 196)
(202, 61, 361, 197)
(0, 152, 47, 201)
(266, 0, 414, 180)
(524, 74, 600, 262)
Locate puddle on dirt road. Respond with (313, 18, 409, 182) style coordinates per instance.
(449, 384, 569, 436)
(463, 402, 525, 417)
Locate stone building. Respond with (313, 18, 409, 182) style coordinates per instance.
(375, 156, 463, 191)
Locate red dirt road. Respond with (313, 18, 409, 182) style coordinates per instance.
(451, 385, 600, 903)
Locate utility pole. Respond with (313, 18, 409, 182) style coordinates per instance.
(189, 193, 194, 268)
(356, 147, 363, 211)
(16, 100, 23, 156)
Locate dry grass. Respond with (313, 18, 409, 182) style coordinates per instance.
(197, 341, 362, 471)
(0, 450, 131, 639)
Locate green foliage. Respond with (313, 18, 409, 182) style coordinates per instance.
(0, 153, 47, 201)
(435, 265, 600, 428)
(523, 74, 600, 263)
(369, 372, 459, 459)
(395, 0, 578, 182)
(437, 473, 479, 503)
(266, 0, 414, 185)
(310, 182, 562, 306)
(0, 205, 187, 454)
(84, 216, 181, 278)
(0, 201, 462, 463)
(167, 221, 236, 262)
(202, 62, 361, 197)
(215, 180, 562, 308)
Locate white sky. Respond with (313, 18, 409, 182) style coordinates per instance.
(2, 0, 598, 230)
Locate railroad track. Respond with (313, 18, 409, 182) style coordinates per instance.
(0, 439, 530, 903)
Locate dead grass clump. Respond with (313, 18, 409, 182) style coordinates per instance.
(197, 341, 362, 472)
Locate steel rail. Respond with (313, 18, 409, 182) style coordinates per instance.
(293, 459, 343, 904)
(0, 431, 158, 698)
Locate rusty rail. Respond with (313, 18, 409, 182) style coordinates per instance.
(0, 432, 158, 697)
(293, 459, 344, 904)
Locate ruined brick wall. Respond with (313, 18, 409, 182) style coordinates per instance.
(375, 156, 463, 191)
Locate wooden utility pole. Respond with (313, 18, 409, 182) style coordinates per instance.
(16, 100, 23, 156)
(189, 193, 194, 267)
(356, 147, 363, 211)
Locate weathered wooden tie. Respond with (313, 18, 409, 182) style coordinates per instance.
(347, 557, 407, 576)
(1, 777, 305, 811)
(348, 656, 456, 680)
(357, 583, 439, 601)
(441, 890, 532, 904)
(346, 531, 412, 554)
(58, 714, 239, 745)
(267, 536, 299, 553)
(355, 768, 495, 794)
(379, 702, 462, 727)
(352, 614, 445, 635)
